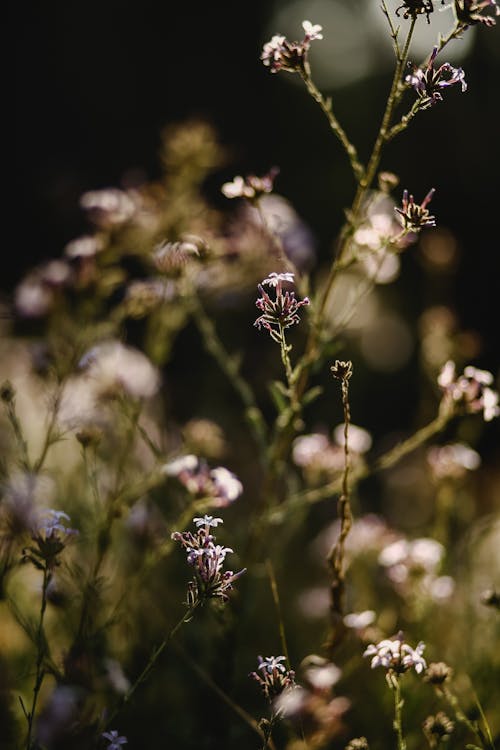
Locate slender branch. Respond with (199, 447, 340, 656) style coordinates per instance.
(299, 65, 365, 182)
(25, 567, 50, 750)
(265, 559, 290, 668)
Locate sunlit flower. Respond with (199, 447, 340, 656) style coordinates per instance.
(79, 340, 161, 400)
(80, 188, 137, 227)
(406, 47, 467, 110)
(163, 457, 243, 507)
(363, 634, 427, 674)
(437, 360, 499, 421)
(427, 442, 481, 479)
(221, 168, 279, 200)
(249, 655, 296, 701)
(395, 188, 436, 231)
(261, 21, 323, 74)
(254, 272, 309, 342)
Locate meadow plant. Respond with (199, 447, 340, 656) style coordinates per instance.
(2, 1, 499, 749)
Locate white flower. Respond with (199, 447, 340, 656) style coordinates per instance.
(482, 387, 500, 421)
(261, 271, 295, 287)
(292, 433, 330, 466)
(437, 360, 456, 388)
(162, 454, 199, 476)
(193, 515, 224, 528)
(344, 610, 376, 629)
(333, 423, 372, 454)
(221, 175, 255, 199)
(363, 636, 426, 674)
(302, 20, 323, 41)
(210, 467, 243, 503)
(79, 340, 160, 400)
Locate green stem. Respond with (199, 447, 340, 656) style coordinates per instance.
(299, 64, 365, 182)
(442, 686, 494, 749)
(265, 559, 290, 668)
(25, 567, 50, 749)
(393, 676, 407, 750)
(102, 602, 199, 730)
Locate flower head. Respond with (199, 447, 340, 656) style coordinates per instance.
(363, 633, 427, 675)
(171, 517, 245, 605)
(221, 168, 279, 200)
(249, 655, 296, 701)
(261, 21, 323, 74)
(254, 272, 309, 342)
(395, 188, 436, 232)
(437, 361, 499, 421)
(406, 47, 467, 110)
(163, 456, 243, 508)
(23, 510, 78, 571)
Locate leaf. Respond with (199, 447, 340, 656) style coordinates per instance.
(268, 380, 289, 412)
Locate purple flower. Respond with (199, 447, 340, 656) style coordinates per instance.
(102, 730, 128, 749)
(406, 47, 467, 110)
(254, 272, 309, 342)
(250, 655, 296, 701)
(23, 510, 78, 571)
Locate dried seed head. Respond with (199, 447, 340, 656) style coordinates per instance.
(330, 360, 353, 381)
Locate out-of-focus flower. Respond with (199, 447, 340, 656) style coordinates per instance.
(80, 188, 137, 227)
(396, 0, 435, 22)
(14, 260, 72, 317)
(152, 236, 204, 276)
(363, 633, 427, 674)
(162, 455, 243, 507)
(343, 610, 376, 630)
(292, 432, 345, 485)
(345, 739, 370, 750)
(406, 47, 467, 110)
(64, 235, 104, 260)
(102, 730, 128, 749)
(301, 654, 342, 690)
(261, 20, 323, 74)
(78, 340, 161, 401)
(427, 442, 481, 480)
(23, 510, 78, 571)
(182, 418, 226, 459)
(221, 168, 279, 200)
(395, 188, 436, 232)
(437, 360, 499, 421)
(124, 279, 173, 317)
(423, 712, 455, 747)
(333, 423, 372, 454)
(451, 0, 499, 26)
(424, 661, 453, 685)
(171, 516, 245, 605)
(254, 272, 309, 342)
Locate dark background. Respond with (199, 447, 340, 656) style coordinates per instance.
(12, 0, 500, 369)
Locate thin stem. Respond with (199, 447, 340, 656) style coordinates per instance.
(25, 567, 50, 750)
(326, 368, 353, 651)
(3, 394, 31, 471)
(32, 387, 64, 474)
(174, 642, 276, 749)
(393, 676, 407, 750)
(102, 602, 199, 730)
(265, 558, 290, 668)
(381, 0, 401, 58)
(441, 686, 494, 749)
(299, 64, 365, 182)
(188, 291, 268, 461)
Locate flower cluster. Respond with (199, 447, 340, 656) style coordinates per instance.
(171, 516, 246, 605)
(437, 361, 499, 421)
(261, 20, 323, 74)
(427, 441, 481, 480)
(363, 633, 427, 675)
(23, 510, 78, 571)
(406, 47, 467, 110)
(221, 168, 279, 200)
(254, 272, 309, 342)
(163, 455, 243, 507)
(378, 537, 454, 602)
(249, 655, 296, 702)
(395, 188, 436, 232)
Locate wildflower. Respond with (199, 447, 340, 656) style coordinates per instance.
(261, 20, 323, 75)
(221, 167, 279, 200)
(23, 510, 78, 571)
(64, 235, 103, 259)
(78, 340, 161, 401)
(423, 712, 455, 746)
(343, 610, 376, 630)
(80, 187, 137, 227)
(152, 237, 203, 276)
(451, 0, 499, 27)
(396, 0, 435, 22)
(363, 633, 427, 674)
(345, 739, 370, 750)
(163, 456, 243, 507)
(254, 272, 309, 342)
(171, 517, 245, 605)
(427, 442, 481, 479)
(302, 654, 342, 690)
(437, 360, 499, 421)
(424, 661, 453, 685)
(249, 655, 296, 701)
(406, 47, 467, 110)
(102, 730, 128, 749)
(395, 188, 436, 232)
(330, 360, 353, 381)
